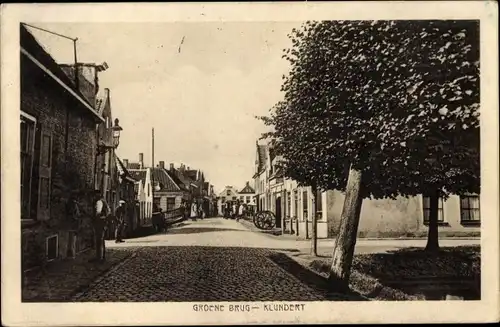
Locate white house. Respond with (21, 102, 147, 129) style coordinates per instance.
(126, 153, 154, 227)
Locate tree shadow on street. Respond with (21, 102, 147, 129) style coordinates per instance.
(267, 252, 368, 301)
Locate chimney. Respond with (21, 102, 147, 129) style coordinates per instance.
(59, 63, 107, 105)
(123, 159, 129, 168)
(180, 164, 185, 172)
(246, 181, 250, 186)
(170, 163, 174, 171)
(187, 166, 190, 170)
(159, 161, 165, 169)
(139, 153, 144, 169)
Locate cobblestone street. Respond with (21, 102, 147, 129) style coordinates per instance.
(73, 218, 362, 302)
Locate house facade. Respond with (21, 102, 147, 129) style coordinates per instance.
(151, 161, 186, 212)
(237, 181, 256, 205)
(20, 25, 105, 270)
(115, 156, 139, 236)
(217, 186, 239, 216)
(126, 153, 153, 227)
(253, 141, 481, 239)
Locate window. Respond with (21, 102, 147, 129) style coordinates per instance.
(287, 192, 291, 216)
(37, 128, 53, 221)
(423, 196, 444, 223)
(232, 196, 237, 200)
(46, 235, 58, 261)
(246, 196, 251, 203)
(460, 195, 480, 224)
(221, 196, 226, 202)
(227, 190, 231, 196)
(240, 196, 244, 201)
(167, 197, 176, 211)
(303, 190, 308, 220)
(316, 190, 323, 216)
(21, 115, 35, 219)
(153, 197, 161, 210)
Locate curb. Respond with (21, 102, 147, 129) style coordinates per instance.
(71, 251, 137, 301)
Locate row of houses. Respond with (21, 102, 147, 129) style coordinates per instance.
(20, 23, 217, 272)
(123, 157, 218, 226)
(253, 140, 481, 239)
(20, 23, 136, 270)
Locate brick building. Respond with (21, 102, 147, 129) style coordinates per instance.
(20, 25, 105, 270)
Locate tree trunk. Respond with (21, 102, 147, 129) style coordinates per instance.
(311, 184, 318, 257)
(425, 189, 440, 252)
(328, 166, 364, 291)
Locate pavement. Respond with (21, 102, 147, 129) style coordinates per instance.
(106, 217, 480, 255)
(23, 217, 480, 302)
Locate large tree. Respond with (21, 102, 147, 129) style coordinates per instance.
(260, 20, 479, 289)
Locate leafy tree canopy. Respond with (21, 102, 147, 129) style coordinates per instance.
(259, 20, 480, 199)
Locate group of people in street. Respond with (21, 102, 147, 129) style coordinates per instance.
(223, 200, 252, 221)
(184, 200, 206, 221)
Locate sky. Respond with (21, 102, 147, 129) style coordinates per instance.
(27, 22, 300, 193)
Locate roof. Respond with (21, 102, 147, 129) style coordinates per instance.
(95, 91, 108, 115)
(20, 24, 103, 122)
(115, 156, 135, 183)
(239, 183, 255, 194)
(173, 168, 195, 187)
(128, 162, 141, 169)
(151, 168, 181, 193)
(185, 169, 198, 181)
(256, 144, 268, 174)
(129, 170, 147, 183)
(269, 146, 276, 163)
(168, 171, 189, 191)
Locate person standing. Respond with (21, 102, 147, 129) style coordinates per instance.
(91, 190, 110, 262)
(190, 201, 198, 221)
(114, 200, 127, 243)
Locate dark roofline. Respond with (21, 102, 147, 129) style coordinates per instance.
(20, 24, 104, 122)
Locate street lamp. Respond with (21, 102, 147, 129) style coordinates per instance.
(97, 118, 123, 155)
(111, 118, 123, 148)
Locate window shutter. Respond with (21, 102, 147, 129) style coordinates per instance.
(37, 128, 53, 221)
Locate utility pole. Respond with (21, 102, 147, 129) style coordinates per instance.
(152, 128, 155, 167)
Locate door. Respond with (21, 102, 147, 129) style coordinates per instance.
(275, 196, 282, 228)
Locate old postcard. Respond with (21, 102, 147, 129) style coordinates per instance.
(1, 1, 499, 326)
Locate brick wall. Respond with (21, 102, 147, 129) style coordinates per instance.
(21, 54, 98, 270)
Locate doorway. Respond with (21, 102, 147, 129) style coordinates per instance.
(275, 196, 282, 228)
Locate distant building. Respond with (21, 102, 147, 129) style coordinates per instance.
(217, 186, 239, 215)
(151, 161, 186, 212)
(126, 153, 153, 227)
(238, 181, 256, 205)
